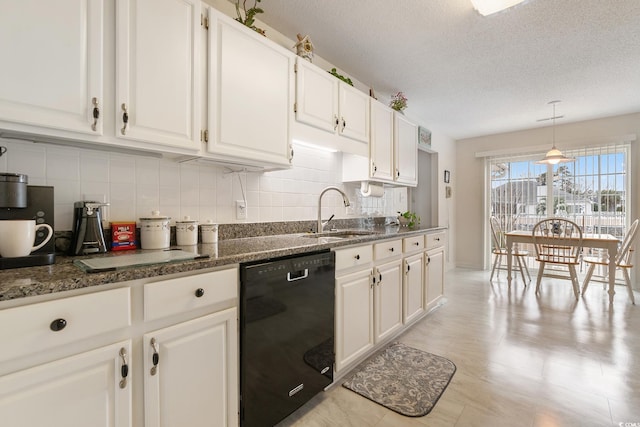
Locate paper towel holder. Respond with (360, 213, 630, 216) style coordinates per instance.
(360, 181, 385, 197)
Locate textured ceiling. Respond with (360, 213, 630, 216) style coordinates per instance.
(255, 0, 640, 140)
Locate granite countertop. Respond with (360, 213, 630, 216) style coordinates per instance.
(0, 224, 446, 302)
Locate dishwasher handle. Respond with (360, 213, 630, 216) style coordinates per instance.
(287, 268, 309, 282)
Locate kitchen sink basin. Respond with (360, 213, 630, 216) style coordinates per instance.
(301, 230, 381, 239)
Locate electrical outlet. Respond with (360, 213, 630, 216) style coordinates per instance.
(236, 200, 247, 220)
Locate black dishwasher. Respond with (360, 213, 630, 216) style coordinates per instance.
(240, 250, 335, 427)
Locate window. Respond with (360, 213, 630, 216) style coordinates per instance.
(488, 143, 631, 239)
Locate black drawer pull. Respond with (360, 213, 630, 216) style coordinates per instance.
(50, 318, 67, 332)
(119, 347, 129, 389)
(389, 247, 394, 252)
(150, 338, 160, 376)
(355, 254, 360, 260)
(195, 288, 205, 298)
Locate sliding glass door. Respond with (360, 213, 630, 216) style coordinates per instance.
(488, 143, 630, 253)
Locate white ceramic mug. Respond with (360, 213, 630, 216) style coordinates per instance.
(0, 220, 53, 258)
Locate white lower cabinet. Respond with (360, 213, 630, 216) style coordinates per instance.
(143, 308, 238, 427)
(426, 246, 445, 309)
(0, 287, 132, 427)
(335, 232, 445, 376)
(0, 267, 239, 427)
(425, 231, 446, 309)
(335, 267, 374, 372)
(0, 340, 132, 427)
(374, 260, 403, 342)
(141, 268, 239, 427)
(403, 252, 425, 324)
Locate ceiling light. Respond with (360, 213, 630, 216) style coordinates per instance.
(470, 0, 527, 16)
(536, 100, 574, 165)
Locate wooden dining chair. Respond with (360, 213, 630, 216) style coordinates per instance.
(581, 218, 639, 304)
(532, 217, 583, 299)
(489, 216, 531, 283)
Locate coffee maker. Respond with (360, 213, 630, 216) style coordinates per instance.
(69, 201, 109, 255)
(0, 173, 56, 269)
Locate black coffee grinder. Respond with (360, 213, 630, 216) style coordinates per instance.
(0, 173, 56, 269)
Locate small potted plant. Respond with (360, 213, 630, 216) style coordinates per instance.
(235, 0, 265, 36)
(389, 91, 408, 113)
(398, 211, 420, 228)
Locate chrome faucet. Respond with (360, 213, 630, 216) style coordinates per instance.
(317, 186, 350, 233)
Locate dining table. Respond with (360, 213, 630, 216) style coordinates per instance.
(505, 230, 620, 304)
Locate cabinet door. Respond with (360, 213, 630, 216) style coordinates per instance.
(374, 260, 403, 343)
(369, 100, 395, 182)
(208, 9, 294, 167)
(404, 253, 425, 324)
(116, 0, 201, 150)
(295, 59, 338, 134)
(144, 308, 238, 427)
(426, 247, 445, 308)
(338, 83, 370, 143)
(0, 0, 103, 135)
(0, 340, 132, 427)
(394, 112, 418, 186)
(335, 269, 374, 372)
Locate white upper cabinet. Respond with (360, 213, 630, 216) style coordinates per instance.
(116, 0, 201, 151)
(342, 101, 418, 186)
(394, 112, 418, 186)
(338, 83, 370, 143)
(294, 59, 338, 134)
(295, 59, 370, 149)
(206, 8, 294, 167)
(369, 100, 395, 182)
(0, 0, 104, 135)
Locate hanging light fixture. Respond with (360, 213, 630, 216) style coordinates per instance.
(535, 100, 574, 165)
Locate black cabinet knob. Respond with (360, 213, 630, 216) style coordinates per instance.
(50, 318, 67, 332)
(195, 288, 205, 298)
(355, 254, 360, 260)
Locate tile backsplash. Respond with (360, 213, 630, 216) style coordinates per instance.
(0, 138, 407, 231)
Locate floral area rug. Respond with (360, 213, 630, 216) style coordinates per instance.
(342, 342, 456, 417)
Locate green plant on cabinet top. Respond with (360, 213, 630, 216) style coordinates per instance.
(328, 68, 354, 86)
(235, 0, 265, 35)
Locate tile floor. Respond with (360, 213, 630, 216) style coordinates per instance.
(278, 268, 640, 427)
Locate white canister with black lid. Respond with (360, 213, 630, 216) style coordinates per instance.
(139, 210, 171, 249)
(176, 216, 198, 246)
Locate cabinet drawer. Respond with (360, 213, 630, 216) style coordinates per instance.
(144, 268, 238, 321)
(426, 231, 446, 250)
(335, 245, 373, 273)
(374, 239, 402, 261)
(403, 235, 425, 253)
(0, 287, 131, 364)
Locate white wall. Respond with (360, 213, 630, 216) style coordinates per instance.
(424, 129, 456, 269)
(455, 112, 640, 270)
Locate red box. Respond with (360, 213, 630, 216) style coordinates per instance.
(111, 222, 137, 251)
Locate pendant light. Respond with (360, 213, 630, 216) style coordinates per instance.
(535, 100, 574, 165)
